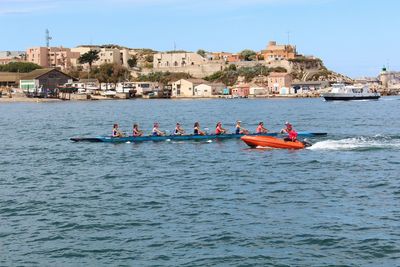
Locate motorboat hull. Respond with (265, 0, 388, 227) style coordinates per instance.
(241, 135, 307, 149)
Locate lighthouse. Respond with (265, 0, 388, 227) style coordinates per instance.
(380, 66, 389, 90)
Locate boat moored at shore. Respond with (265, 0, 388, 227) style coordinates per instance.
(321, 83, 380, 101)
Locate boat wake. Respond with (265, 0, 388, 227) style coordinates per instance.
(308, 135, 400, 151)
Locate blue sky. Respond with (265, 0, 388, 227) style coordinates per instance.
(0, 0, 399, 77)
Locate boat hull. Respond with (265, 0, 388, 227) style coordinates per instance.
(70, 132, 326, 143)
(322, 93, 380, 101)
(241, 135, 306, 149)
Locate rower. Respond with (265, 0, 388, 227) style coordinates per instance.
(152, 122, 165, 136)
(280, 122, 293, 134)
(133, 124, 143, 137)
(174, 122, 185, 135)
(215, 122, 227, 135)
(194, 122, 206, 135)
(235, 120, 249, 134)
(256, 122, 268, 133)
(112, 123, 124, 137)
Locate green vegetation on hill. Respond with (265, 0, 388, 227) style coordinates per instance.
(205, 64, 287, 86)
(289, 56, 322, 64)
(67, 63, 130, 82)
(239, 49, 257, 61)
(0, 62, 42, 73)
(165, 50, 190, 54)
(135, 71, 192, 84)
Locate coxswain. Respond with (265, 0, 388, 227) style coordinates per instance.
(152, 122, 165, 136)
(112, 123, 124, 137)
(256, 122, 268, 133)
(132, 124, 143, 137)
(174, 122, 185, 135)
(194, 122, 206, 135)
(215, 122, 227, 135)
(235, 120, 249, 134)
(280, 122, 293, 134)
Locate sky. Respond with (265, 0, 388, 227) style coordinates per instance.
(0, 0, 399, 77)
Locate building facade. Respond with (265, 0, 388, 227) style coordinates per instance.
(171, 78, 208, 97)
(267, 72, 293, 94)
(20, 68, 75, 97)
(261, 41, 297, 61)
(231, 84, 250, 97)
(71, 46, 130, 69)
(26, 47, 80, 70)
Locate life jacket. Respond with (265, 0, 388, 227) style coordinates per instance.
(215, 126, 222, 134)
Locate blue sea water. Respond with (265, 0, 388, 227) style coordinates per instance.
(0, 97, 399, 266)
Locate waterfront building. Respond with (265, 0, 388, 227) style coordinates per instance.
(261, 41, 297, 61)
(131, 82, 158, 96)
(0, 72, 22, 87)
(19, 68, 76, 97)
(26, 47, 80, 70)
(291, 81, 330, 93)
(194, 82, 225, 97)
(171, 78, 208, 97)
(267, 72, 293, 94)
(249, 86, 267, 96)
(231, 84, 250, 97)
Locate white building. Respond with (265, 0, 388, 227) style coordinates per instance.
(194, 84, 213, 97)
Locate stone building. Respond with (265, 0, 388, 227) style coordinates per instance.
(261, 41, 297, 61)
(153, 52, 224, 78)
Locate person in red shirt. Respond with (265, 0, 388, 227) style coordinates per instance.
(215, 122, 227, 135)
(288, 129, 298, 141)
(256, 122, 268, 133)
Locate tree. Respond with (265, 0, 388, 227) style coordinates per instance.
(127, 55, 137, 68)
(78, 50, 100, 70)
(145, 54, 154, 63)
(96, 63, 130, 84)
(197, 49, 207, 57)
(239, 49, 257, 61)
(0, 62, 41, 72)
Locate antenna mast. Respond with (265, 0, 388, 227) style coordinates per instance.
(45, 29, 52, 47)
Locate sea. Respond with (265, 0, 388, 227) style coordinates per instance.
(0, 97, 399, 266)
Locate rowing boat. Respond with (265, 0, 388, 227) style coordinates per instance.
(241, 135, 310, 149)
(70, 132, 327, 143)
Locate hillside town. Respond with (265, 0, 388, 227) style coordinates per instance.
(0, 38, 399, 101)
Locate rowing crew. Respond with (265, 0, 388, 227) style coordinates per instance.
(112, 121, 299, 141)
